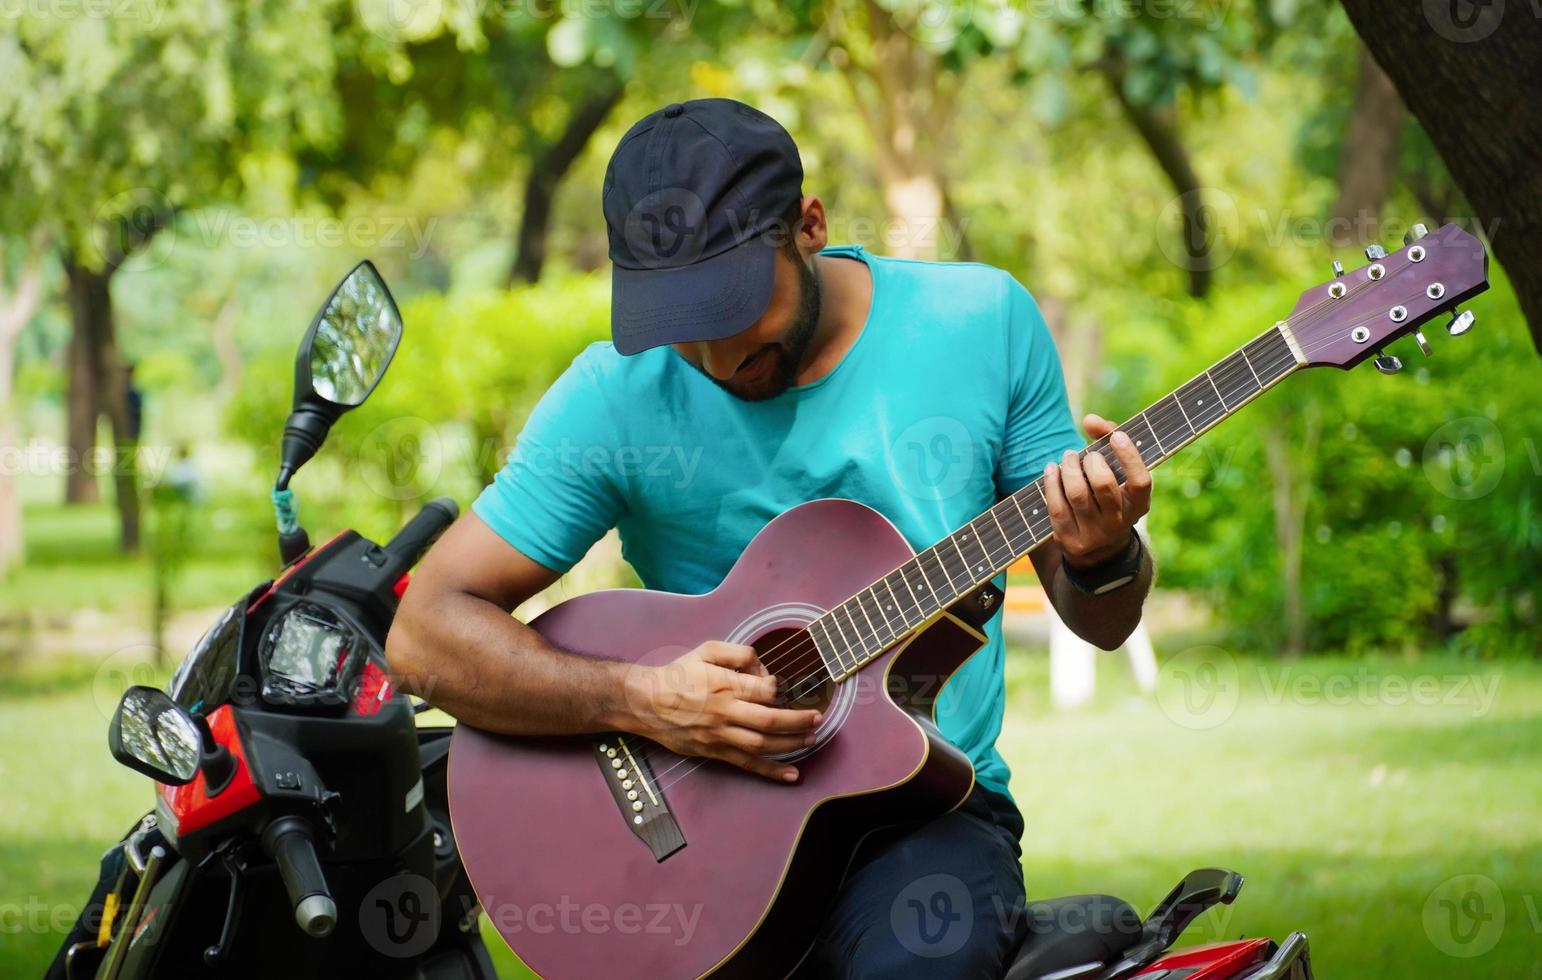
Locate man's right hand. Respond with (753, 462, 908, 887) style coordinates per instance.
(619, 641, 823, 783)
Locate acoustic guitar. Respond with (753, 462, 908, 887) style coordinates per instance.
(447, 223, 1489, 978)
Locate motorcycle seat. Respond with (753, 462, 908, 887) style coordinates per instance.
(1003, 893, 1144, 980)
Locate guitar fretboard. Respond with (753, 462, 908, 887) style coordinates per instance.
(808, 324, 1304, 679)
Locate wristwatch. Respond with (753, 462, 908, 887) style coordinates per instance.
(1061, 530, 1145, 596)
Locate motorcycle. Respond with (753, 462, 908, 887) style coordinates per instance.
(50, 261, 498, 980)
(1001, 871, 1313, 979)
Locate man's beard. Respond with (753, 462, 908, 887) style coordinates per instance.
(712, 255, 822, 402)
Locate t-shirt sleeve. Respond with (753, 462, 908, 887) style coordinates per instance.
(471, 350, 627, 574)
(995, 273, 1083, 496)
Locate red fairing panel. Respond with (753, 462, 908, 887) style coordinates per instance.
(156, 705, 262, 836)
(1135, 938, 1274, 977)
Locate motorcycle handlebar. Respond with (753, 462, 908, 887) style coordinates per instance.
(262, 816, 336, 938)
(384, 497, 459, 567)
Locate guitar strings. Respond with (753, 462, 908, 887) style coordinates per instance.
(646, 271, 1450, 792)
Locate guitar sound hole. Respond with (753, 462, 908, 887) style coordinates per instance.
(753, 626, 846, 761)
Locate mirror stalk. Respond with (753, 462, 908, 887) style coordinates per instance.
(277, 404, 338, 491)
(197, 718, 238, 795)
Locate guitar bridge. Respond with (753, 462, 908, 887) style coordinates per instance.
(594, 735, 685, 861)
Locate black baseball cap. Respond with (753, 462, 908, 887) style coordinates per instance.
(603, 98, 803, 356)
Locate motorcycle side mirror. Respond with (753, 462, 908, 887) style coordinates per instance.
(109, 686, 239, 793)
(108, 686, 203, 786)
(275, 260, 404, 491)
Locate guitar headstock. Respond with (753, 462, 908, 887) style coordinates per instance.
(1289, 223, 1489, 373)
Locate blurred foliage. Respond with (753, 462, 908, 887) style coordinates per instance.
(1101, 266, 1541, 655)
(224, 274, 610, 538)
(2, 0, 1538, 656)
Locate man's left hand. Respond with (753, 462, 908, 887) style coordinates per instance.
(1042, 414, 1152, 570)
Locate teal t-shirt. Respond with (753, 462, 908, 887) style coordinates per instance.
(473, 245, 1081, 798)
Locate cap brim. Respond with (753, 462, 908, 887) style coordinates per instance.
(610, 239, 778, 356)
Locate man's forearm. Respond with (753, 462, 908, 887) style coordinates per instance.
(1046, 540, 1155, 651)
(387, 589, 640, 736)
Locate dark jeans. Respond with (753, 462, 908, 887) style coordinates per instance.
(795, 785, 1027, 979)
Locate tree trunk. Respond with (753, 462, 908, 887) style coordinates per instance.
(829, 0, 956, 260)
(62, 255, 141, 552)
(508, 78, 625, 286)
(1263, 405, 1320, 658)
(210, 295, 242, 404)
(0, 342, 23, 574)
(0, 237, 46, 574)
(1103, 67, 1213, 298)
(64, 297, 100, 504)
(1329, 44, 1406, 247)
(1337, 2, 1542, 353)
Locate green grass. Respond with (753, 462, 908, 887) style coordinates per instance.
(2, 499, 270, 620)
(1003, 651, 1542, 978)
(2, 651, 1538, 977)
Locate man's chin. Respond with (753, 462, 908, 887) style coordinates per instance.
(716, 351, 796, 401)
(720, 377, 791, 402)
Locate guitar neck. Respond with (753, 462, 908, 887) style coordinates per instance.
(808, 323, 1307, 680)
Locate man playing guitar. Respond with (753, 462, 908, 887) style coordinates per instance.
(389, 98, 1155, 977)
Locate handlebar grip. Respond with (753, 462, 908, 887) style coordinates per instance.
(262, 817, 336, 938)
(384, 497, 459, 567)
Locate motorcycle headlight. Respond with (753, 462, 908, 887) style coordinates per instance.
(259, 602, 365, 709)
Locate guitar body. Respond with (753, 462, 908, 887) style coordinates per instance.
(448, 498, 987, 978)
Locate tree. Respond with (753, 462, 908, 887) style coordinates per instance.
(1328, 43, 1405, 244)
(1337, 2, 1542, 354)
(0, 232, 48, 573)
(0, 2, 375, 548)
(509, 69, 626, 285)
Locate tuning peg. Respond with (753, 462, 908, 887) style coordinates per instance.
(1447, 310, 1475, 336)
(1404, 223, 1430, 245)
(1365, 244, 1388, 261)
(1413, 330, 1432, 356)
(1373, 352, 1403, 375)
(1332, 260, 1345, 278)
